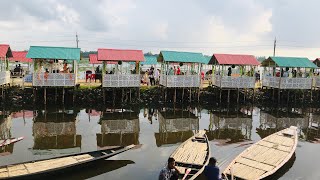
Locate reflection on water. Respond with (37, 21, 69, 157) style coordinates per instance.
(207, 107, 253, 145)
(97, 108, 140, 148)
(31, 109, 81, 155)
(0, 106, 319, 179)
(0, 112, 13, 156)
(155, 107, 199, 147)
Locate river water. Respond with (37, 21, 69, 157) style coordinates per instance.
(0, 105, 319, 180)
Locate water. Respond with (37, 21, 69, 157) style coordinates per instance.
(0, 106, 319, 180)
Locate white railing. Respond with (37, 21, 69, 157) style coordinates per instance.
(160, 74, 200, 87)
(262, 76, 312, 89)
(103, 74, 140, 87)
(0, 71, 10, 85)
(313, 77, 320, 88)
(33, 73, 76, 87)
(212, 75, 255, 88)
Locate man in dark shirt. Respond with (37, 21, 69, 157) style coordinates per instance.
(204, 157, 220, 180)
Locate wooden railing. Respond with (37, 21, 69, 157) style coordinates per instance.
(160, 74, 200, 87)
(262, 76, 312, 89)
(212, 75, 255, 88)
(0, 71, 10, 85)
(33, 73, 76, 87)
(103, 74, 140, 87)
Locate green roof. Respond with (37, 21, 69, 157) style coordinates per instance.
(158, 51, 206, 63)
(141, 55, 158, 65)
(203, 55, 212, 64)
(262, 56, 317, 68)
(27, 46, 81, 61)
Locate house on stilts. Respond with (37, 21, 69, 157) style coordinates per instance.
(157, 50, 207, 103)
(0, 44, 12, 90)
(96, 48, 145, 104)
(26, 46, 81, 104)
(208, 54, 260, 103)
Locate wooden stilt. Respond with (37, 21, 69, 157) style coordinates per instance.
(253, 88, 255, 104)
(1, 86, 4, 102)
(278, 89, 281, 105)
(55, 88, 57, 103)
(272, 88, 275, 102)
(237, 88, 240, 104)
(227, 89, 230, 104)
(197, 88, 200, 102)
(287, 90, 290, 106)
(44, 87, 47, 105)
(62, 87, 65, 104)
(122, 88, 124, 103)
(164, 88, 168, 102)
(219, 88, 222, 104)
(130, 88, 132, 102)
(33, 87, 36, 103)
(73, 87, 76, 105)
(103, 88, 106, 104)
(174, 88, 176, 103)
(113, 89, 116, 105)
(182, 88, 184, 103)
(310, 89, 313, 104)
(189, 88, 192, 102)
(138, 87, 140, 101)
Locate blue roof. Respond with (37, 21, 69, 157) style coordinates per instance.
(141, 55, 158, 65)
(158, 51, 206, 64)
(27, 46, 81, 61)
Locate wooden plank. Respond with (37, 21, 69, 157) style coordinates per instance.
(231, 163, 265, 180)
(0, 171, 8, 178)
(236, 157, 274, 171)
(8, 169, 29, 177)
(0, 168, 8, 173)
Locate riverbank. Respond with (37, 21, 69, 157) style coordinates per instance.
(0, 85, 317, 110)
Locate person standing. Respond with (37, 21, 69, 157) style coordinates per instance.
(204, 157, 221, 180)
(149, 67, 155, 86)
(227, 66, 232, 76)
(177, 66, 181, 75)
(155, 68, 160, 85)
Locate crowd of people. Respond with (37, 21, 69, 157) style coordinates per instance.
(142, 66, 160, 86)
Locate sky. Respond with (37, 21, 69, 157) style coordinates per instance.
(0, 0, 319, 59)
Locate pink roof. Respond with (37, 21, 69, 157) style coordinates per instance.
(89, 54, 100, 64)
(211, 54, 260, 66)
(9, 51, 32, 63)
(98, 48, 144, 62)
(0, 44, 12, 58)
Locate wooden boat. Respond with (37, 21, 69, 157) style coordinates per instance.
(223, 126, 298, 180)
(169, 130, 210, 180)
(0, 137, 24, 147)
(0, 144, 135, 179)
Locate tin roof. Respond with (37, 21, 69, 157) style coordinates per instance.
(209, 54, 260, 66)
(262, 56, 317, 68)
(158, 51, 206, 64)
(98, 49, 144, 61)
(9, 51, 32, 63)
(89, 54, 100, 64)
(141, 55, 158, 65)
(26, 46, 81, 61)
(0, 44, 13, 58)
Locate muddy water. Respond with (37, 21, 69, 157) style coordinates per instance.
(0, 106, 319, 180)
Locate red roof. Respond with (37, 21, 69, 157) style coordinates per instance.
(98, 48, 144, 62)
(9, 51, 32, 63)
(210, 54, 260, 66)
(0, 44, 12, 58)
(89, 54, 100, 64)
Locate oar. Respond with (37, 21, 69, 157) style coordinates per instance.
(181, 168, 191, 180)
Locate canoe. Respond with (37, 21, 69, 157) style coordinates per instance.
(223, 126, 298, 180)
(0, 137, 24, 147)
(169, 130, 210, 180)
(0, 144, 135, 179)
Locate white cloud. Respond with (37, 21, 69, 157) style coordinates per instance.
(0, 0, 319, 59)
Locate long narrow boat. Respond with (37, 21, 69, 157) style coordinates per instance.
(169, 130, 210, 180)
(223, 126, 298, 180)
(0, 137, 24, 147)
(0, 144, 135, 179)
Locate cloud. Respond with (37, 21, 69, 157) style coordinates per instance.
(0, 0, 319, 59)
